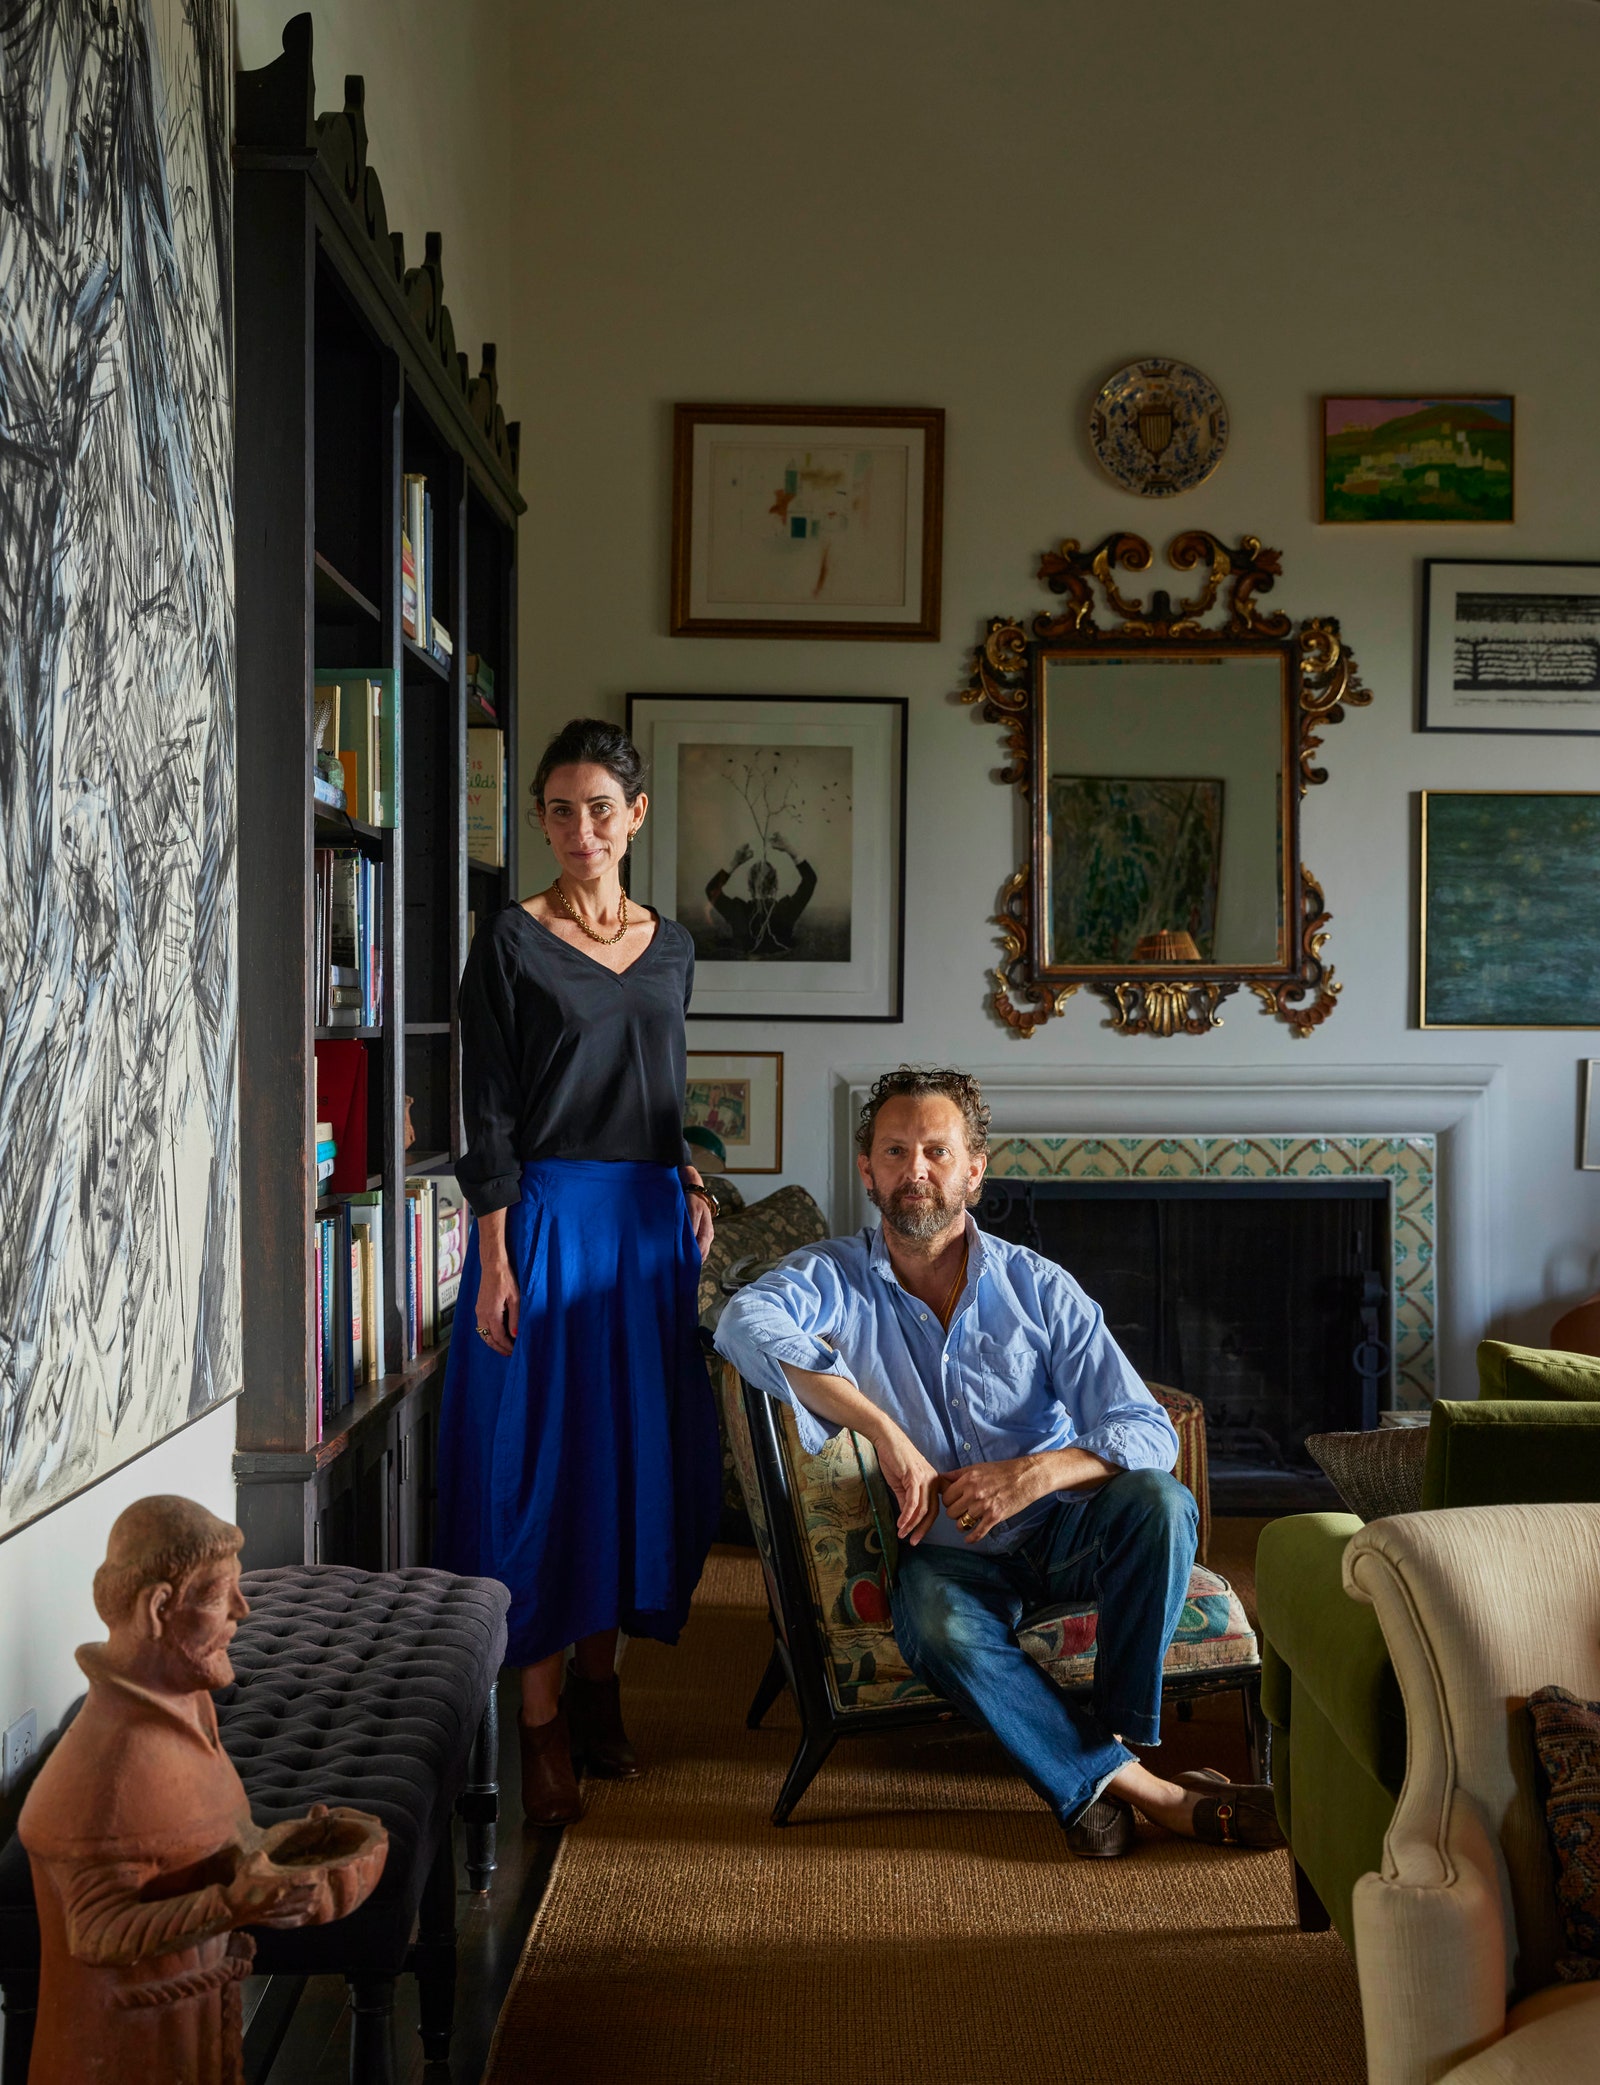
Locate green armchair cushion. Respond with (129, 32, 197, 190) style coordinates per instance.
(1255, 1511, 1406, 1792)
(1421, 1400, 1600, 1510)
(1477, 1340, 1600, 1403)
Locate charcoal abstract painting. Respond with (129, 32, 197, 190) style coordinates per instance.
(0, 0, 239, 1537)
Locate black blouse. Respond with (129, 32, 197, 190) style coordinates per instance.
(455, 904, 694, 1216)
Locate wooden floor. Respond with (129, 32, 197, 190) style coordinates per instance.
(256, 1677, 558, 2085)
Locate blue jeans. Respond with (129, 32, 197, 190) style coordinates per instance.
(891, 1469, 1198, 1827)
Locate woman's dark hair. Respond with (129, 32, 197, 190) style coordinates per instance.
(532, 718, 646, 806)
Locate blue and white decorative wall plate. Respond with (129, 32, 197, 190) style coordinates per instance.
(1089, 358, 1229, 497)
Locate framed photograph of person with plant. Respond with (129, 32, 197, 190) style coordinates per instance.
(625, 694, 907, 1020)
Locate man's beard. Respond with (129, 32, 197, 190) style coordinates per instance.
(866, 1174, 967, 1243)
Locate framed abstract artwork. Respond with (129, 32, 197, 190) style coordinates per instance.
(1421, 560, 1600, 735)
(669, 405, 944, 639)
(626, 693, 906, 1021)
(1321, 397, 1514, 524)
(684, 1052, 784, 1173)
(1420, 792, 1600, 1028)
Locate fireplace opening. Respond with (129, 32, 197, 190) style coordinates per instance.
(977, 1177, 1389, 1513)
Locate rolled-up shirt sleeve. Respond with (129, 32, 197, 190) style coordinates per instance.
(1045, 1267, 1180, 1476)
(714, 1251, 860, 1455)
(455, 929, 523, 1217)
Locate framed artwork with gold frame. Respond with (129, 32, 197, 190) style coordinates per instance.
(684, 1052, 783, 1173)
(1420, 791, 1600, 1027)
(670, 404, 944, 639)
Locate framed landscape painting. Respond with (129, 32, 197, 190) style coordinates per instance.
(1420, 792, 1600, 1027)
(670, 405, 944, 639)
(1421, 560, 1600, 735)
(685, 1052, 783, 1172)
(627, 693, 906, 1021)
(1322, 397, 1514, 524)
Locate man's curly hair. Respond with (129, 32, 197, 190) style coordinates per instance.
(855, 1065, 991, 1159)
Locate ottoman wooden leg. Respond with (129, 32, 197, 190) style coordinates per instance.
(347, 1973, 397, 2085)
(459, 1689, 500, 1893)
(411, 1827, 459, 2063)
(1294, 1860, 1333, 1933)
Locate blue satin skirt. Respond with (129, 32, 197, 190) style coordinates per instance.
(435, 1159, 721, 1666)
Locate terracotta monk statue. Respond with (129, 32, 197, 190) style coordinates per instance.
(19, 1495, 387, 2085)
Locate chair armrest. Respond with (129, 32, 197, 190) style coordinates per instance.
(1344, 1519, 1522, 2085)
(1255, 1513, 1405, 1788)
(1422, 1399, 1600, 1509)
(1476, 1339, 1600, 1402)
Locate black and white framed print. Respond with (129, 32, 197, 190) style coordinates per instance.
(1422, 560, 1600, 734)
(626, 694, 906, 1021)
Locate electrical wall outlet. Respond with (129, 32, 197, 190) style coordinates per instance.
(3, 1709, 37, 1793)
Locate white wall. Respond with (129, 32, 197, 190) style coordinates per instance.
(508, 0, 1600, 1368)
(0, 1406, 237, 1752)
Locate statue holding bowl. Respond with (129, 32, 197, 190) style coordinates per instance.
(19, 1496, 387, 2085)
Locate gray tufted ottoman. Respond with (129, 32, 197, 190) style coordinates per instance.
(0, 1563, 509, 2085)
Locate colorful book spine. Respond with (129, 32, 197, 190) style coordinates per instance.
(401, 530, 418, 641)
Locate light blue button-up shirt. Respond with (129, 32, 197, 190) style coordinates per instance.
(714, 1215, 1179, 1555)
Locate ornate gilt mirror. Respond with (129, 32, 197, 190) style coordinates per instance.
(962, 533, 1371, 1037)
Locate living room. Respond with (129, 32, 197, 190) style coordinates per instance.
(2, 3, 1598, 2081)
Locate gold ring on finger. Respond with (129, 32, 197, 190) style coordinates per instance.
(959, 1512, 975, 1530)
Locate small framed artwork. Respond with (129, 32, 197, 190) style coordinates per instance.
(1581, 1063, 1600, 1171)
(1421, 560, 1600, 735)
(685, 1052, 783, 1173)
(1321, 397, 1514, 524)
(670, 404, 944, 639)
(1420, 791, 1600, 1028)
(627, 693, 906, 1021)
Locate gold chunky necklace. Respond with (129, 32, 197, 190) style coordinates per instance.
(551, 879, 630, 945)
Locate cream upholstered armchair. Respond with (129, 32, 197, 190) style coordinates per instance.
(1344, 1503, 1600, 2085)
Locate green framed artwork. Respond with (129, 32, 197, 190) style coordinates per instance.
(1322, 397, 1514, 524)
(1047, 775, 1224, 963)
(1420, 792, 1600, 1027)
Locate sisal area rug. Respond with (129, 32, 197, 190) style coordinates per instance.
(486, 1530, 1364, 2085)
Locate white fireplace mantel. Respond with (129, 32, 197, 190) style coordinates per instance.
(831, 1063, 1505, 1401)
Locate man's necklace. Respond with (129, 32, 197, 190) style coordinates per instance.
(551, 879, 630, 945)
(937, 1239, 969, 1329)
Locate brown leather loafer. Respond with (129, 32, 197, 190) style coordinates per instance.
(519, 1708, 582, 1825)
(564, 1669, 642, 1779)
(1177, 1767, 1285, 1849)
(1064, 1793, 1135, 1858)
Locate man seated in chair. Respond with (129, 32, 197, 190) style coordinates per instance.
(715, 1064, 1280, 1858)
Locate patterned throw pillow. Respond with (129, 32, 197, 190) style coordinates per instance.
(1305, 1426, 1429, 1521)
(695, 1183, 827, 1331)
(1527, 1684, 1600, 1981)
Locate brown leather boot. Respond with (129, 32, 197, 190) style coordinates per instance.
(518, 1708, 582, 1824)
(564, 1669, 642, 1779)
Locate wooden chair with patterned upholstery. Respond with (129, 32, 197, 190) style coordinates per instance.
(701, 1185, 1264, 1826)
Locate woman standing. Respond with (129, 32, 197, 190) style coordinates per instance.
(438, 718, 722, 1823)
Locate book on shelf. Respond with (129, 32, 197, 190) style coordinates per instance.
(430, 616, 453, 667)
(321, 675, 383, 825)
(403, 475, 428, 648)
(435, 1181, 466, 1317)
(466, 727, 506, 867)
(401, 529, 418, 641)
(343, 1189, 388, 1381)
(312, 771, 346, 810)
(314, 850, 382, 1032)
(317, 668, 399, 829)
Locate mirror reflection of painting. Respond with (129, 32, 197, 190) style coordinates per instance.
(674, 743, 853, 962)
(1048, 777, 1224, 963)
(1042, 654, 1284, 969)
(684, 1078, 750, 1146)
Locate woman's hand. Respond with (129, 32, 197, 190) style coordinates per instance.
(476, 1212, 519, 1356)
(689, 1193, 714, 1258)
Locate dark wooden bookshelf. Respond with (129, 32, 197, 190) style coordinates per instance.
(234, 15, 522, 1569)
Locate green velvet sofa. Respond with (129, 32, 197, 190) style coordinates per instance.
(1255, 1340, 1600, 1946)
